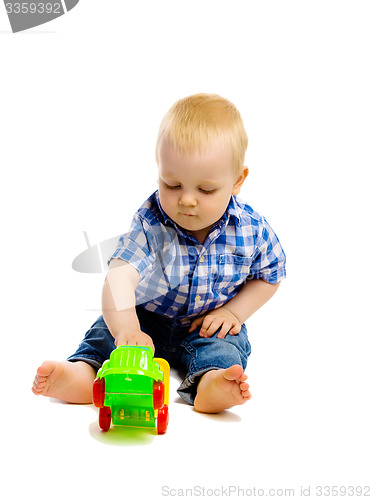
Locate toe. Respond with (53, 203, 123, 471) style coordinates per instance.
(32, 377, 46, 394)
(32, 383, 43, 394)
(234, 372, 248, 386)
(239, 381, 249, 391)
(37, 361, 55, 378)
(223, 364, 244, 381)
(242, 389, 252, 399)
(32, 361, 56, 396)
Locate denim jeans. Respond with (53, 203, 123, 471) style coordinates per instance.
(67, 306, 251, 405)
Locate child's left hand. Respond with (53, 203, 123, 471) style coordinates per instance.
(188, 307, 241, 339)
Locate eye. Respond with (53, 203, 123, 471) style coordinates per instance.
(166, 184, 181, 190)
(199, 188, 216, 195)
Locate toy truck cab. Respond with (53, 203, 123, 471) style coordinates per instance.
(93, 346, 170, 434)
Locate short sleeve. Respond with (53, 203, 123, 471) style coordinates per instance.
(108, 213, 153, 276)
(249, 218, 286, 284)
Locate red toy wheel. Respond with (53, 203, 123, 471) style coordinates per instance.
(99, 406, 111, 432)
(92, 377, 105, 408)
(157, 404, 169, 435)
(153, 380, 165, 410)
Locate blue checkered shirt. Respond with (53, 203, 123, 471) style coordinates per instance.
(110, 191, 286, 326)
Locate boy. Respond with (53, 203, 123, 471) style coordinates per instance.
(32, 93, 286, 413)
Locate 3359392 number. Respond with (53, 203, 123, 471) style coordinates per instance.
(315, 485, 371, 496)
(5, 3, 62, 15)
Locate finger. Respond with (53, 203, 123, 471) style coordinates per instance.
(200, 316, 223, 337)
(147, 341, 155, 353)
(228, 323, 241, 336)
(199, 316, 216, 336)
(189, 316, 204, 332)
(216, 322, 234, 339)
(148, 338, 155, 352)
(202, 318, 229, 338)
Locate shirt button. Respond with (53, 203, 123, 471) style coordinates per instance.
(195, 295, 201, 302)
(199, 256, 205, 263)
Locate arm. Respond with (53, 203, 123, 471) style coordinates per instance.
(189, 279, 280, 338)
(102, 258, 154, 351)
(223, 278, 280, 323)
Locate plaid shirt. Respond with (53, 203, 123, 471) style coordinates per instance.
(110, 191, 286, 326)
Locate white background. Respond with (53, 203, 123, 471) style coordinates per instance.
(1, 1, 371, 498)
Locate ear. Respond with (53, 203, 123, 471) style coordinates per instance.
(232, 166, 249, 195)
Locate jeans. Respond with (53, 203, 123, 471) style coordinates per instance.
(67, 306, 251, 405)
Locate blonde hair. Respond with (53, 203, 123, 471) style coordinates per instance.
(155, 93, 248, 176)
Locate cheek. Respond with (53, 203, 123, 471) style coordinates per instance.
(203, 198, 220, 216)
(207, 193, 230, 218)
(159, 189, 176, 210)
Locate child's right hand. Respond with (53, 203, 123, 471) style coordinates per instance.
(114, 330, 155, 353)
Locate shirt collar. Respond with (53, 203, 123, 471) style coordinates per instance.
(225, 194, 241, 226)
(154, 190, 174, 227)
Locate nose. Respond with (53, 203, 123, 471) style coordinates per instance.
(178, 192, 197, 207)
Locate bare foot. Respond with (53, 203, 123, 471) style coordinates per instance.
(32, 360, 97, 404)
(194, 364, 252, 413)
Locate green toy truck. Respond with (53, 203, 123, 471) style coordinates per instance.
(92, 346, 170, 434)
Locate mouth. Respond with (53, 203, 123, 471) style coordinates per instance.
(181, 213, 195, 217)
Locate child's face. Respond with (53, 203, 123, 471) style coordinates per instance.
(157, 139, 248, 243)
